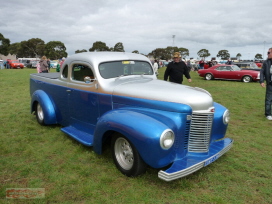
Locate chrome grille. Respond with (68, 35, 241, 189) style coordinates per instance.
(183, 120, 190, 149)
(188, 112, 213, 152)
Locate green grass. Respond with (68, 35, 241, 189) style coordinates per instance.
(1, 67, 272, 204)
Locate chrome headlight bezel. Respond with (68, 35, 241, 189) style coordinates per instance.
(160, 129, 175, 150)
(223, 109, 230, 125)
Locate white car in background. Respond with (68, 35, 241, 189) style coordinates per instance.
(50, 60, 58, 68)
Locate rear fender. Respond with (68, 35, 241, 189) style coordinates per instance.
(31, 90, 57, 124)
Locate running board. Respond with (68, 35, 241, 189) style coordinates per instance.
(61, 126, 93, 146)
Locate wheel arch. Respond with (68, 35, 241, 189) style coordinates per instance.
(31, 90, 57, 124)
(93, 109, 177, 168)
(205, 73, 214, 80)
(241, 75, 252, 82)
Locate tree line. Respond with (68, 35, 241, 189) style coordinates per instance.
(0, 33, 264, 60)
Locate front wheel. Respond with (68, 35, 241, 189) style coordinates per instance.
(205, 73, 213, 80)
(35, 102, 45, 125)
(242, 75, 252, 83)
(111, 134, 147, 177)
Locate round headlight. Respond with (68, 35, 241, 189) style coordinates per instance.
(160, 129, 175, 150)
(223, 109, 230, 124)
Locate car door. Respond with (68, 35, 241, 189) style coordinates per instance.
(225, 66, 241, 80)
(67, 63, 99, 131)
(214, 66, 229, 79)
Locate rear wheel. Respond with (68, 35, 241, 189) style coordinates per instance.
(205, 73, 213, 80)
(35, 102, 45, 125)
(111, 133, 147, 177)
(242, 75, 252, 83)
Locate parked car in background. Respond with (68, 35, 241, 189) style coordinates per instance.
(9, 60, 24, 69)
(233, 62, 260, 71)
(198, 64, 260, 82)
(49, 60, 58, 68)
(254, 61, 263, 68)
(29, 61, 39, 68)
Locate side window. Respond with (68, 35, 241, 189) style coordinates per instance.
(217, 66, 227, 71)
(62, 65, 68, 78)
(72, 64, 94, 82)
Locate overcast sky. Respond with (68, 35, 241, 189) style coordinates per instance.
(1, 0, 271, 59)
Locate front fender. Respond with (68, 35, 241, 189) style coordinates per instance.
(211, 102, 228, 141)
(31, 90, 57, 124)
(93, 109, 182, 168)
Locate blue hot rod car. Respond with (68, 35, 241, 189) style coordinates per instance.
(30, 52, 233, 181)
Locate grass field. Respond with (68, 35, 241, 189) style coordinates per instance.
(1, 67, 272, 203)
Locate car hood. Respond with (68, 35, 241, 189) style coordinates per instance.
(112, 78, 214, 112)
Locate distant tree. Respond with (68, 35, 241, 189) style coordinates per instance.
(132, 50, 139, 54)
(165, 46, 179, 59)
(178, 47, 189, 59)
(217, 50, 230, 60)
(9, 42, 22, 56)
(75, 49, 88, 53)
(20, 38, 45, 58)
(236, 53, 242, 60)
(0, 33, 10, 56)
(89, 41, 110, 52)
(114, 42, 125, 52)
(149, 48, 168, 60)
(44, 41, 67, 59)
(255, 53, 262, 60)
(197, 49, 210, 60)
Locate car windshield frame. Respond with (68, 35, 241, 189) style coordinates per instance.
(98, 60, 153, 79)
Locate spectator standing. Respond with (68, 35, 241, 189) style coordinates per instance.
(164, 52, 192, 84)
(153, 60, 159, 75)
(226, 59, 233, 65)
(36, 60, 41, 73)
(40, 56, 49, 73)
(208, 61, 213, 67)
(186, 60, 192, 72)
(260, 48, 272, 120)
(60, 57, 65, 68)
(199, 59, 204, 69)
(6, 60, 10, 69)
(47, 58, 51, 72)
(56, 61, 60, 72)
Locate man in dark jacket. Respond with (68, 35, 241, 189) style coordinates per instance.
(260, 47, 272, 120)
(164, 52, 192, 84)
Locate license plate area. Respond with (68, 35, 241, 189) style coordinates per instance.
(204, 154, 219, 166)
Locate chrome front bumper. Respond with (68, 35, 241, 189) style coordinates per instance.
(158, 138, 233, 182)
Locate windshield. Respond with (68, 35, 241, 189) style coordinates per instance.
(231, 65, 241, 71)
(99, 60, 153, 79)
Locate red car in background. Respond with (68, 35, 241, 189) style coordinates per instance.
(9, 60, 24, 69)
(255, 62, 262, 67)
(198, 64, 260, 83)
